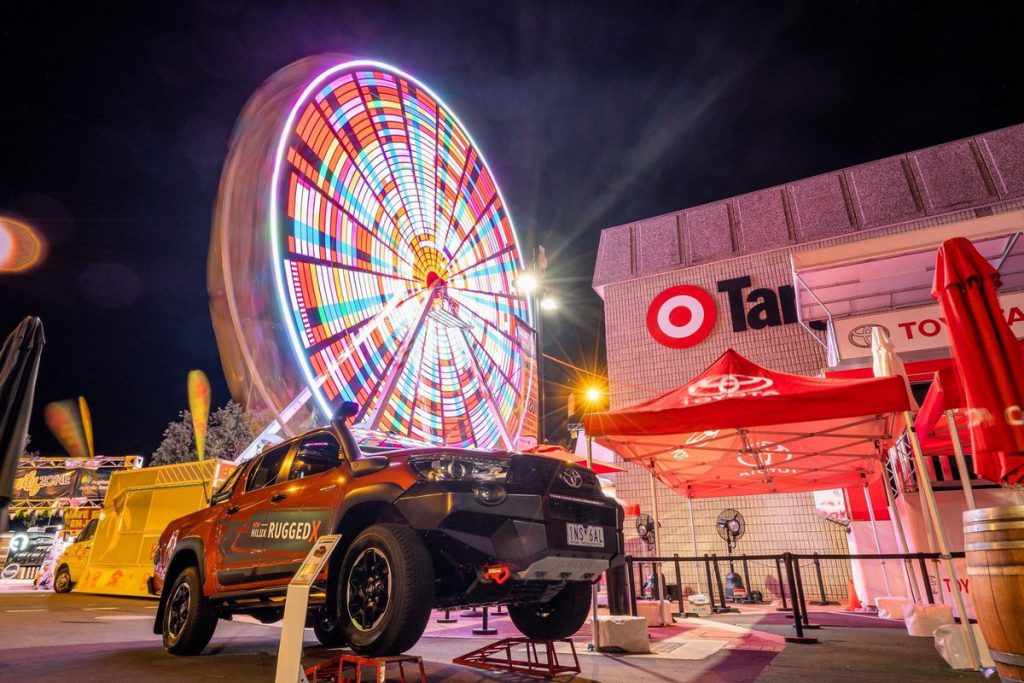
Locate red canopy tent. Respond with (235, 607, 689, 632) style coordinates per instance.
(914, 367, 967, 455)
(583, 349, 912, 498)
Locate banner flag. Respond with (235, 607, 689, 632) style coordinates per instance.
(188, 370, 211, 460)
(78, 396, 95, 458)
(44, 398, 90, 459)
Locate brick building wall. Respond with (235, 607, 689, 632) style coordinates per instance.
(594, 124, 1024, 601)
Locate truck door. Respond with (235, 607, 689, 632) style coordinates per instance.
(213, 442, 291, 589)
(254, 431, 343, 583)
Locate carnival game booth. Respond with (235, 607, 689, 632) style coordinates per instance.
(3, 456, 139, 581)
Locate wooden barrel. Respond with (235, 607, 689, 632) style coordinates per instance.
(964, 505, 1024, 682)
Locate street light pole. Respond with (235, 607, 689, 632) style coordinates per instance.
(535, 288, 545, 444)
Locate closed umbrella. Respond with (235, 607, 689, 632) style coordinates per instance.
(0, 317, 45, 515)
(872, 321, 981, 669)
(932, 236, 1024, 485)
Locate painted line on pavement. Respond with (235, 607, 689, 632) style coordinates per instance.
(5, 608, 47, 612)
(82, 607, 119, 611)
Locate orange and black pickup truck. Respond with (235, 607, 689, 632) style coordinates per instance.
(150, 403, 624, 657)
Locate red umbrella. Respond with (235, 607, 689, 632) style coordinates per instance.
(932, 237, 1024, 485)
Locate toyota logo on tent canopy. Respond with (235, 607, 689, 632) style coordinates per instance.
(646, 284, 717, 348)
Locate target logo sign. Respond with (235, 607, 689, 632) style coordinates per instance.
(646, 285, 717, 348)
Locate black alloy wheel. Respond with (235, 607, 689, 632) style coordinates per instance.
(338, 524, 434, 656)
(346, 547, 392, 631)
(162, 566, 218, 655)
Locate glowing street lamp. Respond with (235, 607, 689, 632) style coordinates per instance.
(539, 294, 559, 311)
(515, 271, 540, 295)
(583, 385, 604, 406)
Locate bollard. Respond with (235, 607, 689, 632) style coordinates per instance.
(783, 553, 817, 644)
(775, 556, 790, 611)
(471, 606, 497, 636)
(436, 608, 457, 624)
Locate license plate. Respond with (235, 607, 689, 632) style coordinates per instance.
(566, 523, 604, 548)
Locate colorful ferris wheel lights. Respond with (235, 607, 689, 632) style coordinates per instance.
(267, 60, 535, 448)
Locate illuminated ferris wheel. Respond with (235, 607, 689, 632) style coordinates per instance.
(210, 57, 536, 450)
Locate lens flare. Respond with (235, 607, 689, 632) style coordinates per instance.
(0, 216, 46, 273)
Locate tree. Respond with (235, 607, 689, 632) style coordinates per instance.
(150, 401, 258, 466)
(206, 401, 258, 461)
(150, 410, 198, 466)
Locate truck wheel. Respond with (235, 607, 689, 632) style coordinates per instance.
(312, 610, 348, 647)
(508, 581, 592, 640)
(338, 524, 434, 656)
(162, 566, 218, 655)
(53, 566, 73, 594)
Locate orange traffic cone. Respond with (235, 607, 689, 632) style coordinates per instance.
(845, 578, 862, 611)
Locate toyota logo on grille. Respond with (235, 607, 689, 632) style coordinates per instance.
(560, 468, 584, 488)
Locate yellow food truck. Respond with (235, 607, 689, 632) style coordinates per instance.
(53, 458, 234, 598)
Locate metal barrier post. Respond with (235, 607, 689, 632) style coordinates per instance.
(436, 608, 457, 623)
(703, 554, 715, 607)
(712, 554, 727, 609)
(626, 557, 638, 616)
(471, 606, 497, 636)
(793, 558, 819, 629)
(711, 554, 738, 613)
(673, 554, 685, 616)
(741, 555, 752, 602)
(783, 553, 816, 643)
(917, 556, 935, 604)
(775, 556, 790, 611)
(810, 553, 835, 605)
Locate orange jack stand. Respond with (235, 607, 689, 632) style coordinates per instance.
(305, 653, 426, 682)
(453, 637, 581, 678)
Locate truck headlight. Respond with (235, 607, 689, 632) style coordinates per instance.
(410, 455, 509, 482)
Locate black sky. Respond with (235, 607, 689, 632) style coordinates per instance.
(3, 1, 1024, 455)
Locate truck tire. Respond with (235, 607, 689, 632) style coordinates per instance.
(508, 581, 592, 640)
(162, 566, 218, 655)
(338, 524, 434, 656)
(54, 566, 73, 593)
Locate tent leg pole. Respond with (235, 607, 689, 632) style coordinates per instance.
(863, 479, 892, 596)
(688, 498, 702, 593)
(587, 436, 601, 650)
(881, 457, 920, 603)
(649, 463, 666, 627)
(903, 411, 981, 671)
(945, 410, 977, 510)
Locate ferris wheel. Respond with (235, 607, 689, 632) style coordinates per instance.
(210, 57, 536, 451)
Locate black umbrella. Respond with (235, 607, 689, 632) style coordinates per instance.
(0, 317, 45, 517)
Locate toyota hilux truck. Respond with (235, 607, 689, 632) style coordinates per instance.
(150, 403, 624, 656)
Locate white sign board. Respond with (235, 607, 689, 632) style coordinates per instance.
(276, 534, 341, 683)
(832, 290, 1024, 361)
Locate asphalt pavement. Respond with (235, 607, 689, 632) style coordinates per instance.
(0, 587, 983, 682)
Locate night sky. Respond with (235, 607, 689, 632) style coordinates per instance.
(3, 1, 1024, 455)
